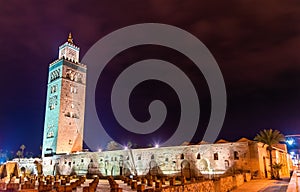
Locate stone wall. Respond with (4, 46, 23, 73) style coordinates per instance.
(158, 175, 245, 192)
(233, 174, 244, 188)
(213, 174, 246, 192)
(218, 176, 233, 192)
(11, 158, 41, 175)
(244, 172, 251, 182)
(42, 141, 253, 177)
(39, 140, 291, 180)
(160, 180, 214, 192)
(249, 142, 270, 178)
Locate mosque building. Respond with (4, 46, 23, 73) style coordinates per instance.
(0, 34, 292, 179)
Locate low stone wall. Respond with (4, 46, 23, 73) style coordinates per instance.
(244, 173, 251, 182)
(158, 174, 248, 192)
(287, 171, 299, 192)
(219, 176, 233, 192)
(160, 180, 215, 192)
(233, 174, 244, 188)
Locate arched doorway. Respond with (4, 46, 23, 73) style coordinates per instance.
(198, 159, 209, 171)
(149, 160, 159, 176)
(181, 160, 191, 178)
(20, 167, 26, 175)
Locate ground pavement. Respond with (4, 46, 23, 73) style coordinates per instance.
(4, 175, 296, 192)
(86, 177, 291, 192)
(232, 177, 290, 192)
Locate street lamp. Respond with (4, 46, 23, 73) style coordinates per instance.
(287, 139, 294, 146)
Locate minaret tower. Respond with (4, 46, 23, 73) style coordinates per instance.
(42, 33, 87, 157)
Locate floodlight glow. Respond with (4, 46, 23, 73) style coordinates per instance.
(287, 139, 294, 145)
(155, 144, 159, 148)
(124, 146, 128, 150)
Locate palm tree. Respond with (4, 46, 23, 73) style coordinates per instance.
(254, 129, 285, 179)
(16, 150, 22, 159)
(272, 162, 283, 179)
(20, 145, 26, 158)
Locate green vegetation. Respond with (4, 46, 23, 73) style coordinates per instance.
(254, 129, 285, 179)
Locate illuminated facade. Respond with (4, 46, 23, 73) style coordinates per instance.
(42, 33, 87, 157)
(285, 134, 300, 167)
(41, 138, 291, 179)
(37, 35, 291, 179)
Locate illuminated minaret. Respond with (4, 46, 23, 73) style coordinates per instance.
(42, 33, 87, 157)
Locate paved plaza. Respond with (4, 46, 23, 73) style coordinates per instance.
(1, 175, 298, 192)
(232, 177, 290, 192)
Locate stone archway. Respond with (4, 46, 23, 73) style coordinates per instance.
(181, 160, 191, 178)
(20, 167, 26, 174)
(111, 165, 119, 176)
(149, 160, 159, 176)
(198, 159, 209, 172)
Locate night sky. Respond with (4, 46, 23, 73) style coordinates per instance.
(0, 0, 300, 155)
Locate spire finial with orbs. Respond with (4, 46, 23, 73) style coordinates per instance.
(67, 32, 73, 44)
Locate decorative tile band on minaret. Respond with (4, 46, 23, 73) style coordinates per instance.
(42, 34, 87, 157)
